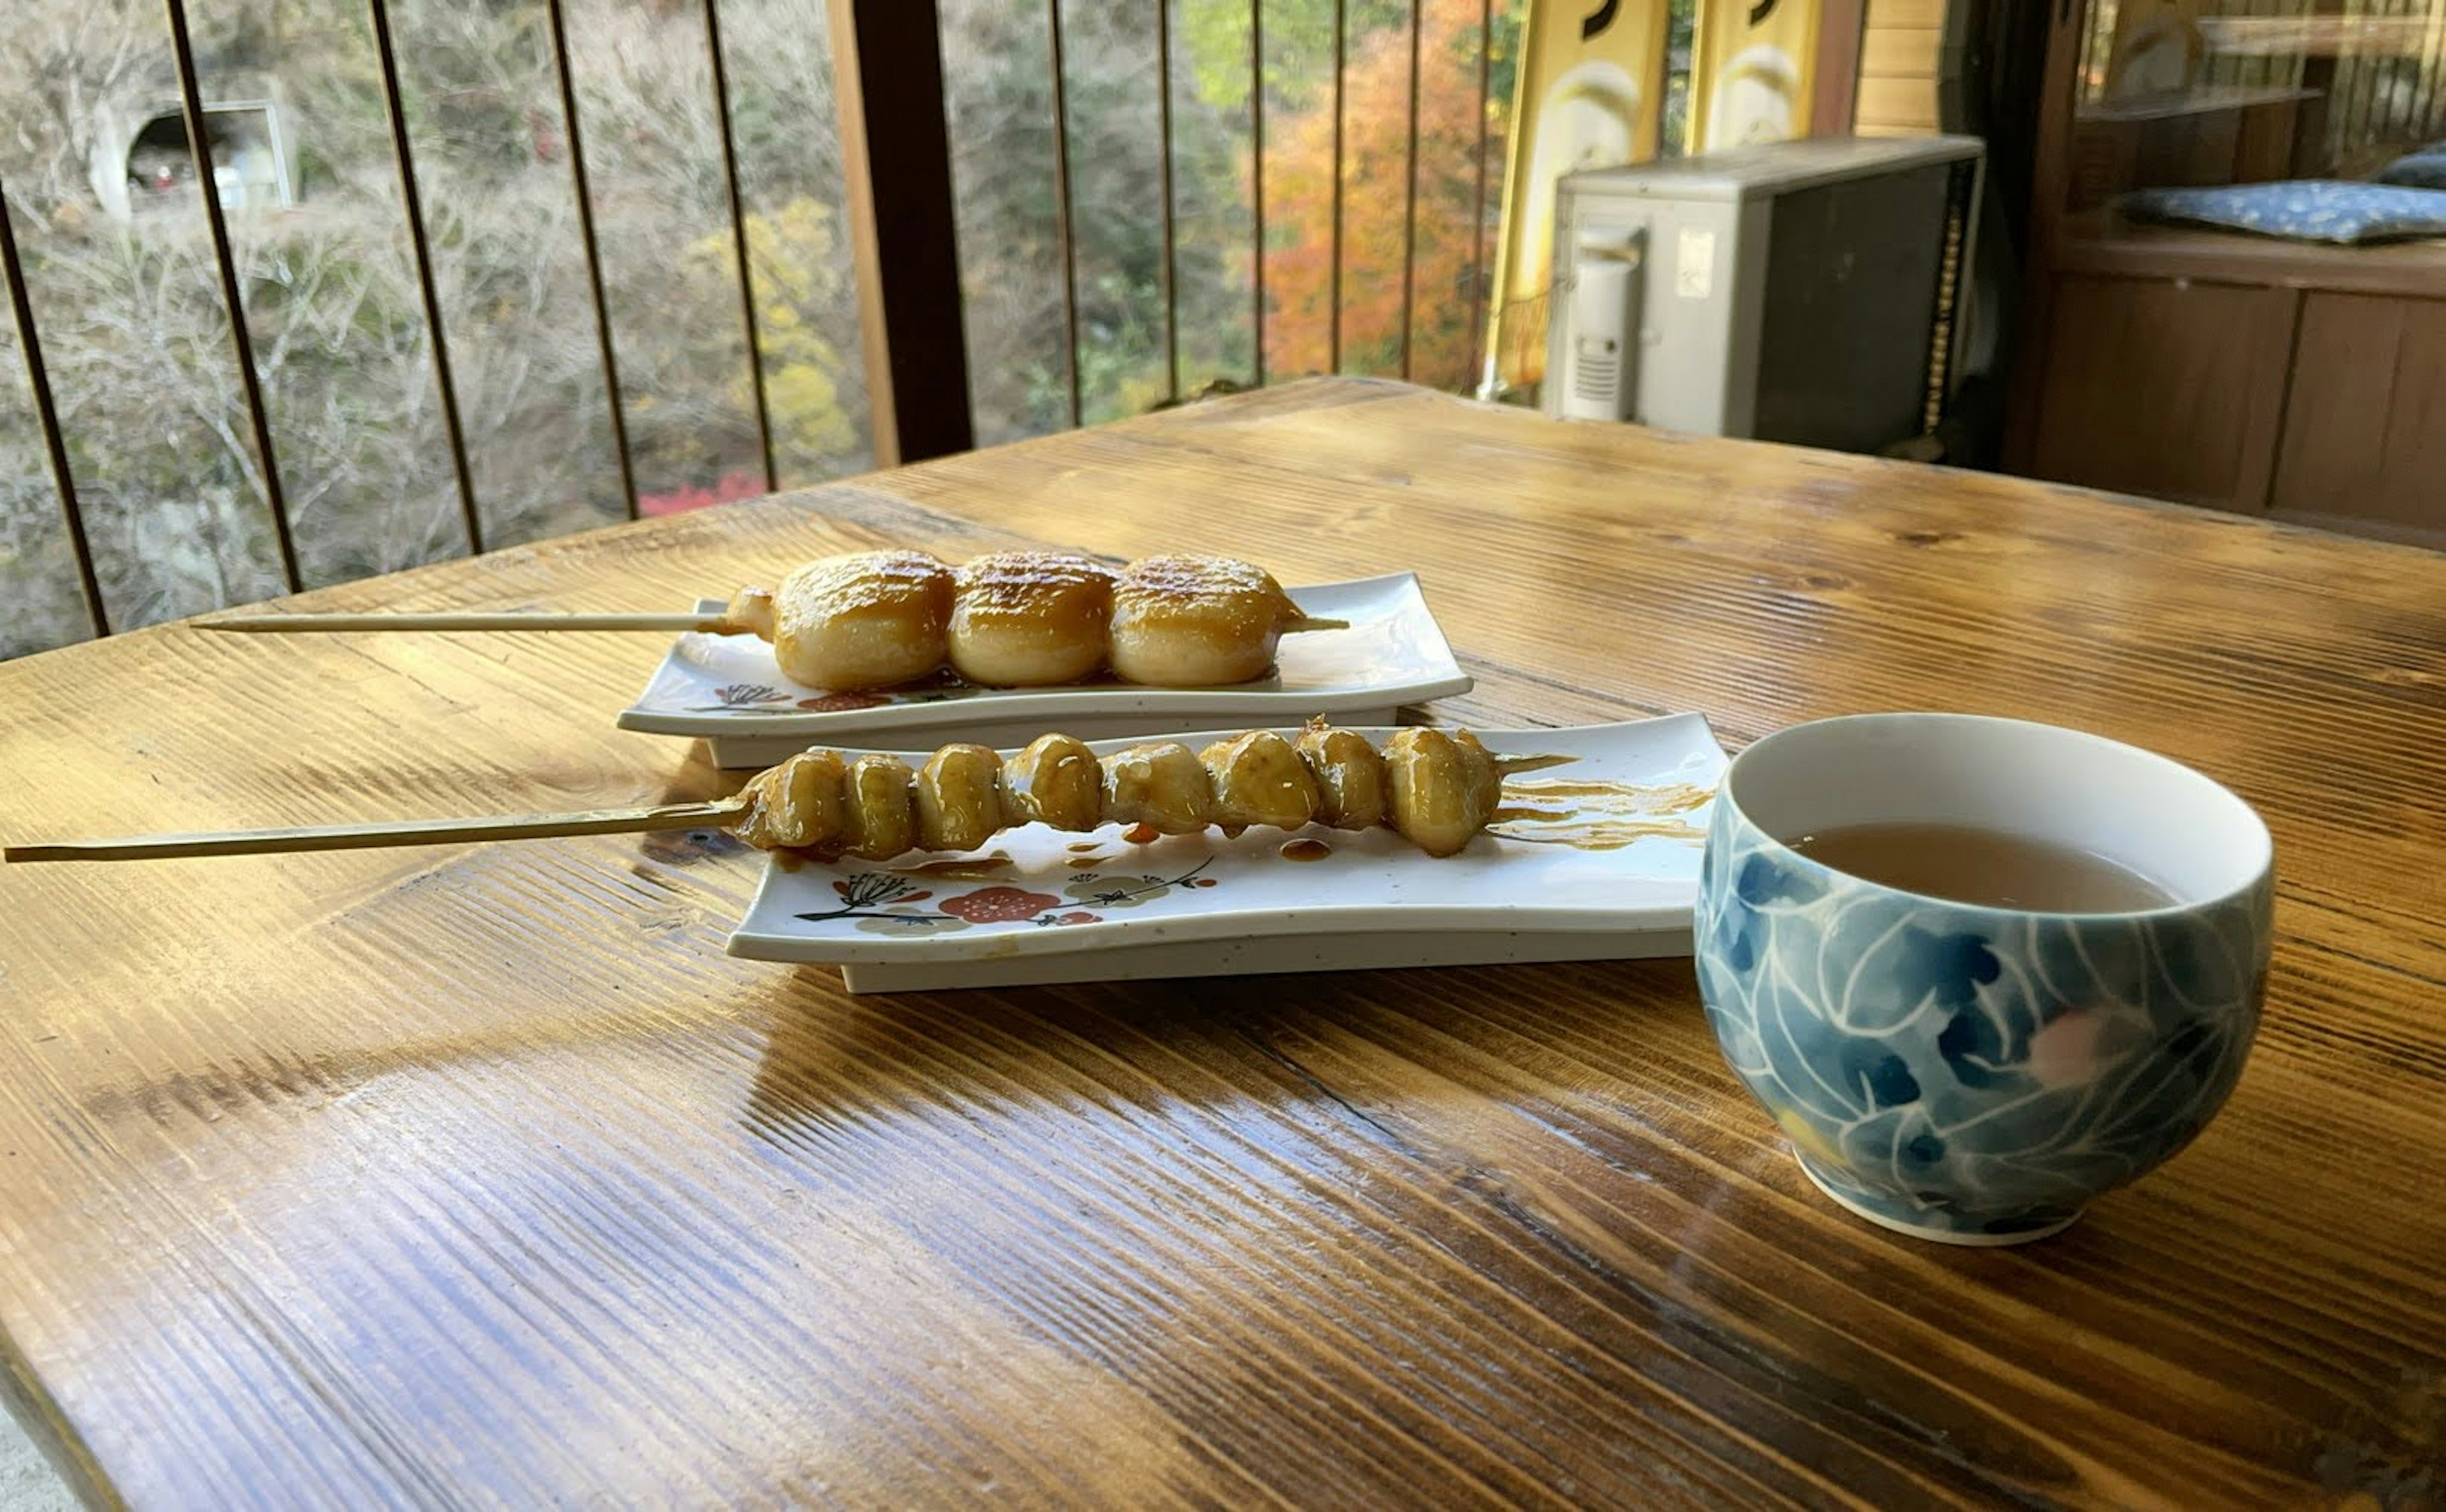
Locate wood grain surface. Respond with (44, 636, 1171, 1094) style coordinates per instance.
(3, 378, 2443, 1509)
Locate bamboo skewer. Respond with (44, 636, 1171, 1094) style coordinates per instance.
(4, 800, 750, 863)
(195, 611, 1350, 636)
(200, 611, 737, 634)
(4, 750, 1573, 864)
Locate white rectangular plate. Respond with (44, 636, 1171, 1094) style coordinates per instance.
(724, 714, 1726, 994)
(616, 573, 1473, 767)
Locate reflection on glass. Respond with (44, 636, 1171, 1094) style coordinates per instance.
(2070, 0, 2446, 218)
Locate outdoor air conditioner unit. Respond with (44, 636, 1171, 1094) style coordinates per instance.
(1545, 134, 1984, 456)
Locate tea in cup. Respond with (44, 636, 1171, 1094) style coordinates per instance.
(1694, 713, 2274, 1244)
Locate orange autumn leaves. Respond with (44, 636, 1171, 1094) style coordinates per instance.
(1258, 4, 1498, 390)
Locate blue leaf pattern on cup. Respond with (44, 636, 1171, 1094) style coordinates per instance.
(1696, 797, 2272, 1241)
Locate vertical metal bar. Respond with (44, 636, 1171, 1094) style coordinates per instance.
(2412, 6, 2436, 138)
(1047, 0, 1084, 428)
(1251, 0, 1266, 387)
(1468, 0, 1491, 382)
(2429, 6, 2446, 136)
(2392, 0, 2424, 140)
(2390, 0, 2412, 140)
(2412, 4, 2431, 137)
(1399, 0, 1422, 382)
(703, 0, 778, 492)
(2352, 0, 2384, 150)
(2374, 13, 2395, 146)
(2343, 0, 2381, 155)
(1157, 0, 1181, 402)
(545, 0, 641, 520)
(1329, 0, 1345, 373)
(2382, 8, 2397, 135)
(0, 173, 109, 637)
(366, 0, 484, 557)
(2423, 8, 2446, 137)
(162, 0, 301, 592)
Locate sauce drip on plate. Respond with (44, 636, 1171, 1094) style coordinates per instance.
(1490, 778, 1714, 851)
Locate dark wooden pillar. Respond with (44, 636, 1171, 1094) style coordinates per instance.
(828, 0, 975, 466)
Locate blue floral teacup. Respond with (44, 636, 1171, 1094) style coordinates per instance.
(1695, 714, 2273, 1245)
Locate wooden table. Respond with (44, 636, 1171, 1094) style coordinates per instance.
(3, 378, 2442, 1508)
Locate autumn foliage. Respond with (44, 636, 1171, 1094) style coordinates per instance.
(1260, 4, 1498, 390)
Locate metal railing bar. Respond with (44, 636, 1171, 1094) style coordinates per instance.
(2396, 10, 2433, 141)
(2423, 17, 2446, 138)
(2387, 1, 2407, 139)
(2352, 0, 2388, 148)
(545, 0, 641, 521)
(1468, 0, 1491, 382)
(1399, 0, 1422, 382)
(2371, 8, 2403, 146)
(2342, 0, 2382, 153)
(2392, 0, 2421, 140)
(162, 0, 302, 592)
(702, 0, 778, 492)
(1251, 0, 1266, 387)
(366, 0, 484, 557)
(2411, 14, 2438, 139)
(1330, 0, 1345, 373)
(1157, 0, 1181, 402)
(0, 172, 109, 638)
(1047, 0, 1084, 428)
(2431, 10, 2446, 136)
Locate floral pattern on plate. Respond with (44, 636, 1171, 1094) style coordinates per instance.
(799, 859, 1221, 936)
(686, 683, 982, 714)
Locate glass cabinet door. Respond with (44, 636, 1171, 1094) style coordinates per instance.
(2012, 0, 2446, 539)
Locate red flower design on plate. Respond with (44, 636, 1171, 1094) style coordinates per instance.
(798, 692, 889, 713)
(939, 886, 1062, 923)
(1045, 911, 1099, 927)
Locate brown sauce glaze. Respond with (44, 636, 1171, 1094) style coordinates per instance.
(894, 852, 1015, 879)
(1501, 778, 1715, 814)
(1489, 778, 1715, 851)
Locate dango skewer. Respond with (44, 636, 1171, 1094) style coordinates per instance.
(201, 550, 1350, 692)
(3, 724, 1570, 865)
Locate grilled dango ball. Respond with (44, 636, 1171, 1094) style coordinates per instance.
(770, 550, 954, 691)
(1106, 555, 1313, 687)
(946, 552, 1115, 687)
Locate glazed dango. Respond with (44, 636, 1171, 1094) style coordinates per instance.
(733, 720, 1523, 860)
(718, 550, 1340, 692)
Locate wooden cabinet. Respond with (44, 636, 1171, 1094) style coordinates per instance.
(2026, 275, 2298, 511)
(2008, 0, 2446, 545)
(2273, 294, 2446, 538)
(2016, 223, 2446, 542)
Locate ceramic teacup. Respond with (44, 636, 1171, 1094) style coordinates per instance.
(1694, 713, 2273, 1245)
